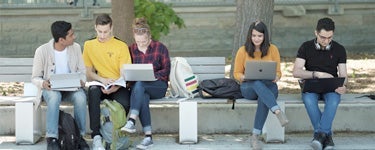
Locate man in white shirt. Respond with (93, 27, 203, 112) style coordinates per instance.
(31, 21, 89, 150)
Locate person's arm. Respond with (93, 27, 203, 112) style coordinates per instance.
(335, 63, 347, 94)
(292, 58, 314, 79)
(233, 47, 246, 82)
(154, 43, 170, 80)
(31, 46, 51, 90)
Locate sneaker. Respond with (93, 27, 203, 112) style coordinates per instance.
(92, 135, 105, 150)
(78, 136, 90, 150)
(324, 134, 335, 150)
(311, 132, 326, 150)
(250, 134, 262, 150)
(121, 121, 136, 133)
(46, 137, 60, 150)
(275, 110, 289, 127)
(136, 137, 153, 150)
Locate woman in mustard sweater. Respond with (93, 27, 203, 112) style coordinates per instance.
(233, 20, 289, 150)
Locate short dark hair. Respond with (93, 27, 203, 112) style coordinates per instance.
(95, 14, 112, 27)
(316, 17, 335, 32)
(51, 21, 72, 42)
(244, 20, 270, 58)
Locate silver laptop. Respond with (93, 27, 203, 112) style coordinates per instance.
(122, 64, 157, 81)
(50, 73, 81, 89)
(244, 61, 277, 80)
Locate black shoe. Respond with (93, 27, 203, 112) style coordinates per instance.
(324, 134, 335, 150)
(78, 136, 90, 150)
(47, 137, 60, 150)
(311, 132, 326, 150)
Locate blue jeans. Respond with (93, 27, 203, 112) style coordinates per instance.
(302, 92, 341, 135)
(42, 88, 87, 138)
(129, 80, 168, 133)
(240, 80, 279, 135)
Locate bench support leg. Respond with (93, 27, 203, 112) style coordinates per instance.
(179, 101, 198, 144)
(15, 102, 42, 144)
(262, 101, 285, 143)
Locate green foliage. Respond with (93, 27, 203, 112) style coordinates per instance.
(135, 0, 185, 40)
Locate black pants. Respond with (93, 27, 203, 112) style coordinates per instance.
(88, 85, 130, 138)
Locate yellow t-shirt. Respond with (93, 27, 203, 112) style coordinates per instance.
(83, 37, 131, 79)
(233, 44, 282, 81)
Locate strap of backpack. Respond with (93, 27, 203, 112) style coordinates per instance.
(228, 99, 236, 110)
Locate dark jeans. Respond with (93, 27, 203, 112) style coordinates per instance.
(88, 85, 130, 138)
(129, 80, 168, 133)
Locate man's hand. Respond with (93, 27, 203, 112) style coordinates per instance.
(101, 85, 120, 95)
(335, 86, 346, 94)
(80, 80, 85, 88)
(43, 80, 51, 90)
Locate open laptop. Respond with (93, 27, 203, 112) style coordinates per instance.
(300, 77, 345, 93)
(50, 73, 81, 89)
(122, 64, 157, 81)
(244, 61, 277, 80)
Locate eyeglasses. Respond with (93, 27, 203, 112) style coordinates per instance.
(133, 28, 148, 35)
(317, 33, 333, 41)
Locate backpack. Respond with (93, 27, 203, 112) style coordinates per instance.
(198, 78, 243, 99)
(169, 57, 199, 99)
(198, 78, 243, 109)
(100, 99, 131, 150)
(58, 110, 80, 150)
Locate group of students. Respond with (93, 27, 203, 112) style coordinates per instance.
(31, 13, 347, 150)
(32, 14, 169, 150)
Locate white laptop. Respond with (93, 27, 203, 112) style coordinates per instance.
(244, 61, 277, 80)
(122, 64, 157, 81)
(49, 73, 81, 89)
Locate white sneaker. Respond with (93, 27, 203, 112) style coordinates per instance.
(92, 135, 105, 150)
(136, 137, 153, 150)
(121, 121, 136, 133)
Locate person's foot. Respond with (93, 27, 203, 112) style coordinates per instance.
(136, 137, 153, 150)
(78, 136, 90, 150)
(324, 134, 335, 150)
(250, 134, 262, 150)
(92, 135, 105, 150)
(311, 132, 327, 150)
(275, 110, 289, 127)
(121, 121, 136, 133)
(46, 137, 60, 150)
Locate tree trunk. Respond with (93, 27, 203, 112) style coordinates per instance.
(111, 0, 134, 45)
(230, 0, 274, 78)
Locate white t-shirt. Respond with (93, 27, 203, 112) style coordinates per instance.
(54, 48, 70, 74)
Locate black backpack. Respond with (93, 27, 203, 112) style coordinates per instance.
(198, 78, 243, 109)
(58, 110, 80, 150)
(198, 78, 243, 99)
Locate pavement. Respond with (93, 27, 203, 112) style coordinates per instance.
(1, 132, 375, 150)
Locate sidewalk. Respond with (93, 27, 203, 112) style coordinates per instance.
(1, 132, 375, 150)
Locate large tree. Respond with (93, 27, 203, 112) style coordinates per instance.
(111, 0, 134, 44)
(230, 0, 274, 78)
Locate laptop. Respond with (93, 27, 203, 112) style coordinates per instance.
(122, 64, 157, 81)
(244, 61, 277, 80)
(49, 73, 81, 89)
(300, 77, 345, 93)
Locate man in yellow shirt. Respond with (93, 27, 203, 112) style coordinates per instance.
(82, 13, 131, 150)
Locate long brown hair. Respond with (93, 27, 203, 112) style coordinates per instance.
(244, 20, 270, 58)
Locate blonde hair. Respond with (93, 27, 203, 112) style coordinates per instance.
(132, 17, 151, 36)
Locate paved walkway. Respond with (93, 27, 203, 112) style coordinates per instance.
(1, 132, 375, 150)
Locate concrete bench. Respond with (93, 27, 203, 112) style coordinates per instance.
(1, 57, 375, 143)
